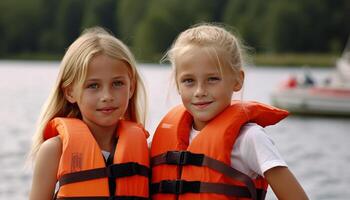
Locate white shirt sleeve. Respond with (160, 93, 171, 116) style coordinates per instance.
(231, 123, 287, 178)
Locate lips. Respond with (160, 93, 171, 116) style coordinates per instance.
(96, 107, 117, 114)
(192, 101, 212, 109)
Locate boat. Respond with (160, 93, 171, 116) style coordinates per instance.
(270, 38, 350, 116)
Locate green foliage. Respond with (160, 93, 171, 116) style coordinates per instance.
(38, 0, 61, 53)
(223, 0, 271, 50)
(133, 0, 227, 61)
(81, 0, 117, 33)
(117, 0, 149, 44)
(0, 0, 349, 62)
(0, 0, 44, 54)
(55, 0, 85, 50)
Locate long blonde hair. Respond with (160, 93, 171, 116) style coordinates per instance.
(162, 23, 247, 86)
(30, 27, 147, 160)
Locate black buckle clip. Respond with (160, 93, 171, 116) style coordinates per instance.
(107, 162, 140, 178)
(166, 151, 204, 166)
(166, 151, 190, 165)
(130, 162, 139, 174)
(159, 180, 184, 194)
(174, 180, 184, 194)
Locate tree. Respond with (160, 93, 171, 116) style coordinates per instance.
(133, 0, 225, 61)
(223, 0, 272, 51)
(0, 0, 44, 54)
(38, 0, 61, 52)
(117, 0, 149, 44)
(81, 0, 117, 33)
(55, 0, 86, 50)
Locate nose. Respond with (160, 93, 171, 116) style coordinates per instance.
(100, 88, 114, 102)
(194, 83, 207, 97)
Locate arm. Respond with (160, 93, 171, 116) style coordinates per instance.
(29, 136, 62, 200)
(264, 166, 308, 200)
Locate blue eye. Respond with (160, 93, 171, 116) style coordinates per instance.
(87, 83, 99, 89)
(181, 78, 194, 86)
(208, 77, 221, 83)
(113, 81, 124, 88)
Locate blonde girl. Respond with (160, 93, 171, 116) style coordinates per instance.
(150, 24, 308, 200)
(29, 27, 149, 200)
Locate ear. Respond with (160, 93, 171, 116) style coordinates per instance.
(129, 80, 135, 99)
(64, 86, 77, 103)
(233, 70, 244, 91)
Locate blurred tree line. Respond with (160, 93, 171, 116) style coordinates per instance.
(0, 0, 349, 61)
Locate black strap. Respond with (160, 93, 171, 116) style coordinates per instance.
(106, 139, 118, 197)
(58, 162, 149, 186)
(56, 196, 149, 200)
(151, 151, 258, 200)
(151, 180, 254, 198)
(151, 180, 266, 199)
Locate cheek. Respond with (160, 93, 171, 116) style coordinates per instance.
(120, 87, 133, 101)
(178, 86, 190, 97)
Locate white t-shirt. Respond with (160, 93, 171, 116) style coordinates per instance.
(101, 150, 110, 161)
(189, 123, 287, 178)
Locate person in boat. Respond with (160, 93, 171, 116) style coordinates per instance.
(150, 23, 309, 200)
(300, 67, 316, 87)
(29, 27, 149, 200)
(303, 71, 315, 86)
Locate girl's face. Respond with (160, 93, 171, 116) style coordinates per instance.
(65, 54, 134, 130)
(176, 47, 243, 130)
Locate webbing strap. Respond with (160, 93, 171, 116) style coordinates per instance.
(151, 180, 251, 198)
(56, 196, 149, 200)
(59, 162, 149, 186)
(151, 151, 258, 200)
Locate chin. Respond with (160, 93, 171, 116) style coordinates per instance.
(98, 121, 119, 127)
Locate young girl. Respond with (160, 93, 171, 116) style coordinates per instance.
(150, 24, 308, 200)
(29, 27, 149, 200)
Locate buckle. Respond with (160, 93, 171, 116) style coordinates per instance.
(130, 162, 139, 174)
(165, 151, 189, 165)
(165, 151, 204, 166)
(159, 180, 184, 194)
(174, 180, 184, 194)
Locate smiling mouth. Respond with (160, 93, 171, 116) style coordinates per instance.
(192, 102, 212, 109)
(97, 107, 118, 113)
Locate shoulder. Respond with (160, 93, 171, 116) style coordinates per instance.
(30, 136, 62, 200)
(37, 136, 62, 161)
(34, 136, 62, 178)
(236, 123, 287, 175)
(238, 123, 273, 145)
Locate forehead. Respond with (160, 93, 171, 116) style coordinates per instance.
(175, 46, 231, 76)
(87, 54, 131, 78)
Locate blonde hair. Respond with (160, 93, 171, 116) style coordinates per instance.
(163, 23, 246, 85)
(30, 27, 147, 160)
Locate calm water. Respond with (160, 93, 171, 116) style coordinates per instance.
(0, 61, 349, 200)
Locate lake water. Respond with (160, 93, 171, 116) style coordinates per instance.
(0, 61, 349, 200)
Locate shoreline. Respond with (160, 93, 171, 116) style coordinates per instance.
(0, 53, 339, 67)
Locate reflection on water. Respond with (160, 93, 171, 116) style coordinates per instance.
(0, 61, 349, 200)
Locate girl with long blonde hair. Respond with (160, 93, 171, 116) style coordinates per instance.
(29, 27, 149, 200)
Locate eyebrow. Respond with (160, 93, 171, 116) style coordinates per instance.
(86, 76, 128, 81)
(179, 71, 220, 77)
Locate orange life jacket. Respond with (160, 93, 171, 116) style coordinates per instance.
(44, 117, 150, 200)
(150, 101, 288, 200)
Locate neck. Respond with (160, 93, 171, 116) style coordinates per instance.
(86, 122, 118, 152)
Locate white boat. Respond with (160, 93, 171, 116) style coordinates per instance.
(271, 38, 350, 116)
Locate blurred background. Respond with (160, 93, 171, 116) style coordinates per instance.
(0, 0, 349, 65)
(1, 1, 350, 200)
